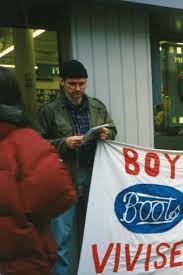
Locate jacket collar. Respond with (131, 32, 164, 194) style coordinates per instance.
(0, 105, 30, 139)
(58, 92, 101, 110)
(0, 104, 29, 127)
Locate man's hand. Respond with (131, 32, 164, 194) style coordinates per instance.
(66, 135, 84, 149)
(98, 127, 110, 140)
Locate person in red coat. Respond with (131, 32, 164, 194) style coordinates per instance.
(0, 66, 76, 275)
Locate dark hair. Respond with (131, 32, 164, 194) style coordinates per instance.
(0, 66, 24, 106)
(60, 60, 88, 79)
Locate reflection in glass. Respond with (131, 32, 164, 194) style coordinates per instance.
(154, 41, 183, 150)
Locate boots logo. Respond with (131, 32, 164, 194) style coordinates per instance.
(114, 184, 183, 233)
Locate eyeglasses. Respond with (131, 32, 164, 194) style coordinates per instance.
(65, 81, 87, 89)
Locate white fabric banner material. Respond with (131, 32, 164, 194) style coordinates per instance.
(78, 141, 183, 275)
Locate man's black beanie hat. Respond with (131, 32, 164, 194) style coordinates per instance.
(60, 60, 88, 79)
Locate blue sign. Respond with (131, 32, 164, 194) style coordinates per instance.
(114, 184, 183, 233)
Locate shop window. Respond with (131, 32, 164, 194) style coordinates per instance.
(34, 30, 60, 108)
(154, 41, 183, 150)
(0, 27, 59, 110)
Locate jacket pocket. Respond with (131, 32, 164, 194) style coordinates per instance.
(55, 117, 73, 137)
(57, 125, 73, 136)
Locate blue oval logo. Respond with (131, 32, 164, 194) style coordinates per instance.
(114, 184, 183, 234)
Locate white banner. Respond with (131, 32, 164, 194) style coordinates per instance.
(78, 141, 183, 275)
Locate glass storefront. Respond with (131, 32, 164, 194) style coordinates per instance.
(0, 27, 59, 110)
(154, 41, 183, 150)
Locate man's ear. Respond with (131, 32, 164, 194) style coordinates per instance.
(60, 78, 64, 86)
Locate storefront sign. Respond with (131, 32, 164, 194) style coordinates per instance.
(78, 141, 183, 275)
(37, 64, 59, 78)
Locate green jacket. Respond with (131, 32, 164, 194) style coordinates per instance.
(37, 92, 117, 194)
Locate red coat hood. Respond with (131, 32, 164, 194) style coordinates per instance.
(0, 104, 29, 139)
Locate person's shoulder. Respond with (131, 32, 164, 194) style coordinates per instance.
(39, 94, 63, 112)
(88, 96, 107, 109)
(11, 127, 41, 140)
(38, 98, 57, 112)
(11, 127, 56, 150)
